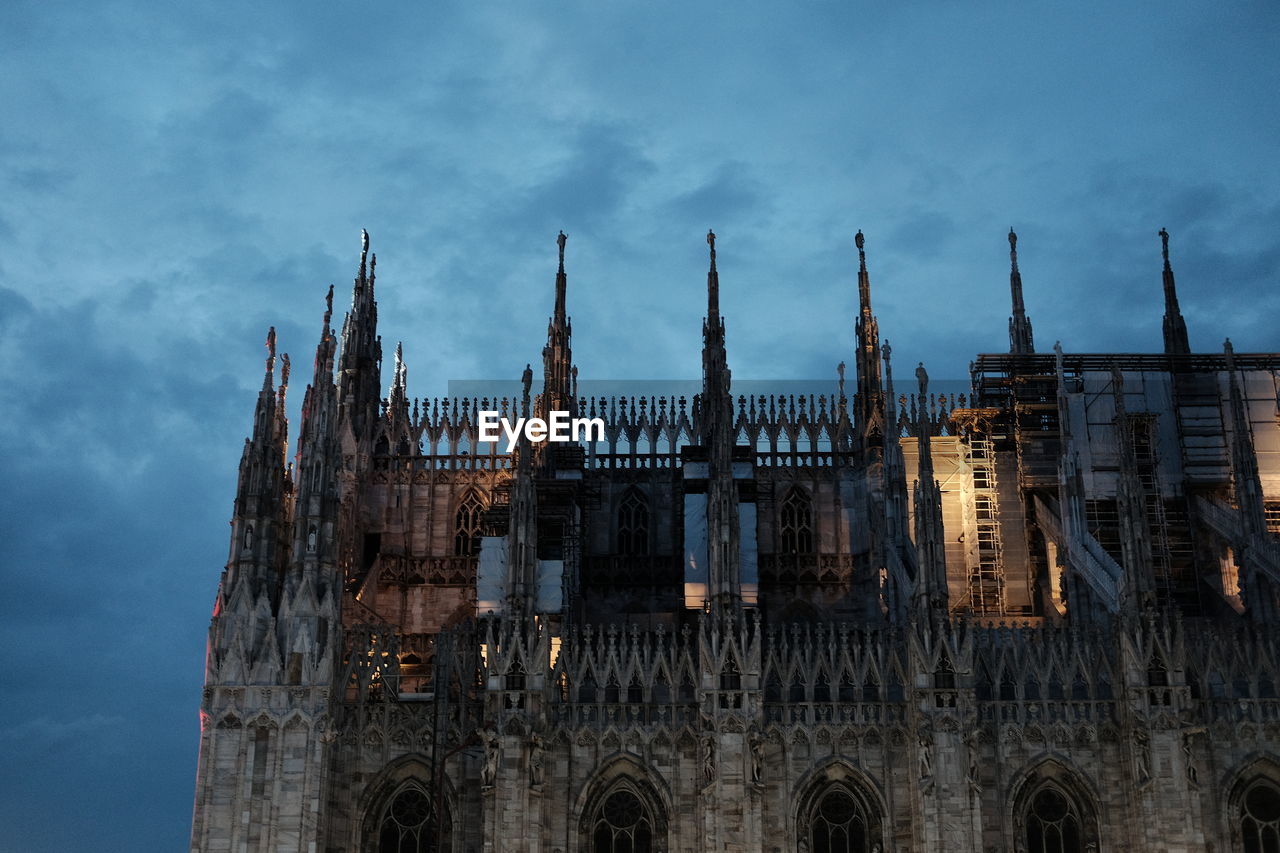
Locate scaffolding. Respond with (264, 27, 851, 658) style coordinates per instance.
(964, 432, 1006, 615)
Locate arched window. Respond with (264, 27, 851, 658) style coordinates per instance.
(376, 784, 447, 853)
(805, 785, 875, 853)
(780, 487, 814, 554)
(1241, 779, 1280, 853)
(1023, 785, 1083, 853)
(453, 492, 484, 556)
(588, 787, 656, 853)
(618, 488, 649, 556)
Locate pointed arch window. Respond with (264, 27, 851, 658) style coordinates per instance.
(807, 786, 872, 853)
(453, 492, 484, 556)
(1023, 785, 1084, 853)
(1241, 780, 1280, 853)
(617, 488, 650, 556)
(587, 787, 657, 853)
(376, 784, 448, 853)
(780, 487, 814, 554)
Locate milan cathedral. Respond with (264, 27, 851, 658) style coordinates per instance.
(191, 226, 1280, 852)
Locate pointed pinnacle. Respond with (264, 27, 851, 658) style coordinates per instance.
(263, 326, 277, 389)
(358, 229, 370, 281)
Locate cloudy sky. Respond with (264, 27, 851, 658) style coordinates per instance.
(1, 0, 1277, 849)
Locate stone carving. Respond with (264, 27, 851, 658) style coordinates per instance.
(749, 730, 765, 785)
(480, 729, 499, 789)
(529, 733, 545, 788)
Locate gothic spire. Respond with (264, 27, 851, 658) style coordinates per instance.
(263, 326, 277, 391)
(227, 326, 291, 602)
(882, 341, 895, 424)
(707, 228, 720, 321)
(388, 341, 410, 426)
(1225, 339, 1267, 540)
(287, 287, 342, 601)
(314, 285, 336, 383)
(701, 229, 732, 441)
(338, 229, 383, 441)
(853, 230, 885, 452)
(912, 363, 948, 622)
(700, 229, 740, 609)
(1111, 367, 1157, 611)
(541, 231, 574, 417)
(1223, 339, 1275, 619)
(507, 363, 539, 613)
(1159, 227, 1191, 355)
(1008, 228, 1035, 354)
(554, 229, 567, 324)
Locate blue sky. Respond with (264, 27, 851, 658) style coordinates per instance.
(1, 1, 1277, 850)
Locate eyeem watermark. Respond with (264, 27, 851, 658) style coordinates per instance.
(477, 411, 606, 453)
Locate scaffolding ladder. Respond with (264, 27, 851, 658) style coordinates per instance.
(965, 434, 1006, 614)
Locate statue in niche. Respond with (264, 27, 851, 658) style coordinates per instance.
(1183, 729, 1202, 786)
(479, 729, 498, 789)
(965, 731, 981, 793)
(749, 730, 764, 785)
(529, 733, 545, 788)
(1133, 729, 1151, 782)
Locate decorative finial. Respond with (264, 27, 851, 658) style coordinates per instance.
(280, 353, 291, 389)
(361, 228, 370, 255)
(263, 326, 277, 388)
(1159, 227, 1170, 264)
(916, 362, 929, 395)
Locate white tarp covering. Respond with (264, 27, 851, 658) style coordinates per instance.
(536, 559, 563, 612)
(476, 536, 507, 616)
(739, 502, 758, 605)
(684, 493, 708, 608)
